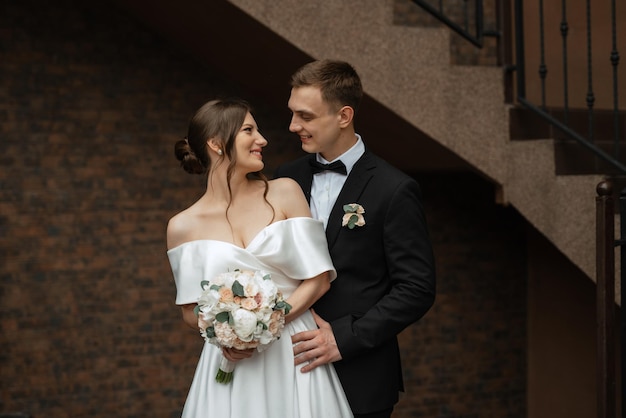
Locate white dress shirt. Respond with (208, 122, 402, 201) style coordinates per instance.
(310, 134, 365, 229)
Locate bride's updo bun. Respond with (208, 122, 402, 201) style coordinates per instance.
(175, 138, 205, 174)
(176, 98, 251, 175)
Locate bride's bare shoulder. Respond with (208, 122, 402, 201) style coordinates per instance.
(268, 177, 310, 218)
(268, 177, 301, 194)
(166, 203, 203, 249)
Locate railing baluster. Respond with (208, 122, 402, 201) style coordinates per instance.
(463, 0, 469, 33)
(560, 0, 569, 125)
(515, 0, 526, 99)
(619, 188, 626, 416)
(610, 0, 620, 159)
(476, 0, 484, 46)
(500, 0, 515, 103)
(585, 0, 595, 144)
(538, 0, 547, 109)
(596, 180, 616, 418)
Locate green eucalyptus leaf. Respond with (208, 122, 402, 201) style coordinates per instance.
(200, 280, 210, 289)
(205, 326, 215, 338)
(232, 280, 245, 297)
(193, 305, 201, 317)
(210, 284, 221, 291)
(263, 274, 271, 281)
(343, 204, 354, 213)
(275, 301, 292, 314)
(215, 311, 230, 323)
(348, 214, 358, 229)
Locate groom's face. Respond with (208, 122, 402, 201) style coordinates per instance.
(288, 86, 343, 161)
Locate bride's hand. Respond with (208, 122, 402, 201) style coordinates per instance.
(221, 347, 255, 363)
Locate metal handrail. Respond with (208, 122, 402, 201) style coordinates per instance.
(410, 0, 489, 48)
(411, 0, 625, 176)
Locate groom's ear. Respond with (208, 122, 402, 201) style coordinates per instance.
(337, 105, 354, 128)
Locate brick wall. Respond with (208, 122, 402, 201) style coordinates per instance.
(0, 1, 525, 417)
(396, 173, 527, 417)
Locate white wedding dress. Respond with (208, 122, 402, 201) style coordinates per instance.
(167, 217, 353, 418)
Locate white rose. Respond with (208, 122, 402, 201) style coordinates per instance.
(198, 312, 210, 331)
(198, 289, 219, 313)
(257, 277, 278, 306)
(232, 308, 258, 341)
(255, 307, 273, 323)
(244, 281, 260, 298)
(256, 329, 275, 346)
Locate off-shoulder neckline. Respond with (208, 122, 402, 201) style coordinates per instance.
(167, 217, 322, 253)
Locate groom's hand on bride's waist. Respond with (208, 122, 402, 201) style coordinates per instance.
(292, 309, 342, 373)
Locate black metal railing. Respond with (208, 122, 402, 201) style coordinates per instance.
(410, 0, 625, 175)
(410, 0, 488, 47)
(513, 0, 625, 174)
(410, 1, 624, 416)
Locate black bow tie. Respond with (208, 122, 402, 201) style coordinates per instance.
(309, 159, 347, 175)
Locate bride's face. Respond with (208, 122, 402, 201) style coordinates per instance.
(234, 112, 268, 173)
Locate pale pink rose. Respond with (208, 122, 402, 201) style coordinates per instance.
(234, 338, 259, 350)
(219, 287, 234, 303)
(214, 322, 256, 349)
(254, 293, 263, 306)
(214, 321, 238, 347)
(241, 297, 258, 311)
(268, 310, 284, 335)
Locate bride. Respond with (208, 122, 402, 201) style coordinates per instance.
(166, 98, 353, 418)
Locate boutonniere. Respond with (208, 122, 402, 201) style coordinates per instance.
(342, 203, 365, 229)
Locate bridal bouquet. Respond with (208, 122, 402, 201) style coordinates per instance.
(195, 269, 292, 384)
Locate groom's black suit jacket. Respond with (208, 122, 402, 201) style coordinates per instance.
(275, 149, 436, 414)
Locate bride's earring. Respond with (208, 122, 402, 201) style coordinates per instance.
(217, 149, 223, 156)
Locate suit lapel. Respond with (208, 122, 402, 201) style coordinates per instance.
(325, 152, 376, 248)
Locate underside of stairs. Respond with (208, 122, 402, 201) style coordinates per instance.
(226, 0, 604, 283)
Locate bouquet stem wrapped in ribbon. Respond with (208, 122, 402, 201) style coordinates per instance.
(194, 269, 291, 384)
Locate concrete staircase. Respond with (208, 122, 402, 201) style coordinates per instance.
(227, 0, 605, 282)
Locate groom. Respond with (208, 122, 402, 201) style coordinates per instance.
(275, 59, 436, 418)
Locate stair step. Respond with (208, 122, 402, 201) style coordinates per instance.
(509, 107, 624, 142)
(554, 140, 626, 175)
(510, 107, 625, 175)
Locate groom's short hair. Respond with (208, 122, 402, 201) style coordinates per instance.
(290, 59, 363, 113)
